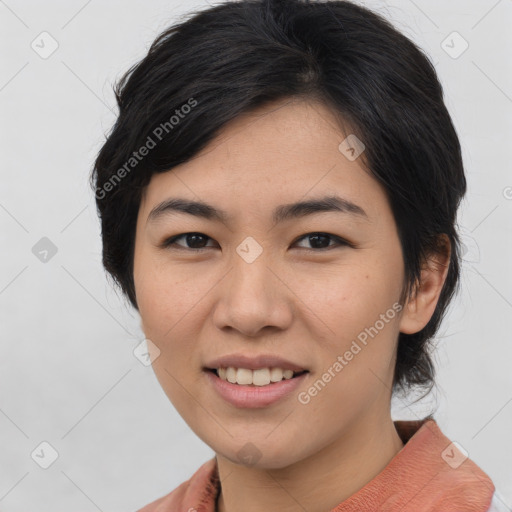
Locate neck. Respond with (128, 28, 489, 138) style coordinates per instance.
(216, 412, 404, 512)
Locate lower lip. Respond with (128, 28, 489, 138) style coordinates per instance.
(204, 370, 308, 408)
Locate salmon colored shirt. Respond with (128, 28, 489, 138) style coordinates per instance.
(137, 417, 508, 512)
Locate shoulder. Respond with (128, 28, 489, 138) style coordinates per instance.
(135, 477, 193, 512)
(135, 458, 218, 512)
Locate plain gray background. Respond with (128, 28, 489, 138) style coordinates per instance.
(1, 0, 511, 510)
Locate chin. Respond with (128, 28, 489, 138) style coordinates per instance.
(213, 438, 309, 471)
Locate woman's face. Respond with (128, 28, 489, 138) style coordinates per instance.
(133, 98, 409, 468)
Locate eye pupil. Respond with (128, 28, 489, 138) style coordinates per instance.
(309, 234, 330, 249)
(187, 234, 207, 248)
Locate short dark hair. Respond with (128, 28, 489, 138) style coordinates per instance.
(90, 0, 466, 397)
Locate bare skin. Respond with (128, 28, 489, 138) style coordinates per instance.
(133, 97, 450, 512)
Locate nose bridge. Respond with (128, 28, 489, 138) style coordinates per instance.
(213, 241, 292, 335)
(230, 242, 277, 307)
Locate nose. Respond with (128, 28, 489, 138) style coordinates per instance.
(212, 254, 293, 338)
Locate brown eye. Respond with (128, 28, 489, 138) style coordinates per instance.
(160, 231, 352, 252)
(293, 232, 351, 250)
(161, 232, 217, 250)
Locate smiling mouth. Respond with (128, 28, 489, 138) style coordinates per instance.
(206, 367, 308, 386)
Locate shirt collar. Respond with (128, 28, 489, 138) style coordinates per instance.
(144, 417, 495, 512)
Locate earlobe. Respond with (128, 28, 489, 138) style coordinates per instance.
(399, 235, 451, 335)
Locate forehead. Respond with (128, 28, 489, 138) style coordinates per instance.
(139, 98, 386, 221)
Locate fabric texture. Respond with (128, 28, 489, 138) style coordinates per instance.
(137, 418, 504, 512)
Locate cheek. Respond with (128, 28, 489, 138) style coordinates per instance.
(135, 252, 207, 336)
(292, 255, 402, 329)
(135, 263, 205, 411)
(292, 254, 403, 384)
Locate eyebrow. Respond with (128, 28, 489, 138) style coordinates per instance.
(147, 195, 368, 226)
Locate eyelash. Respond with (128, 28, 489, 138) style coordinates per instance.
(159, 232, 353, 252)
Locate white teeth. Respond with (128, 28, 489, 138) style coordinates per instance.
(236, 368, 253, 385)
(226, 367, 237, 384)
(253, 368, 270, 386)
(270, 367, 283, 382)
(216, 367, 301, 386)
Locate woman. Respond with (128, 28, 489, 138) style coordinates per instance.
(90, 0, 510, 510)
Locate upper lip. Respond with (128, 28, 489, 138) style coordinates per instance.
(204, 353, 308, 372)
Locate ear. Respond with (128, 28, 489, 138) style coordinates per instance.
(399, 234, 451, 335)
